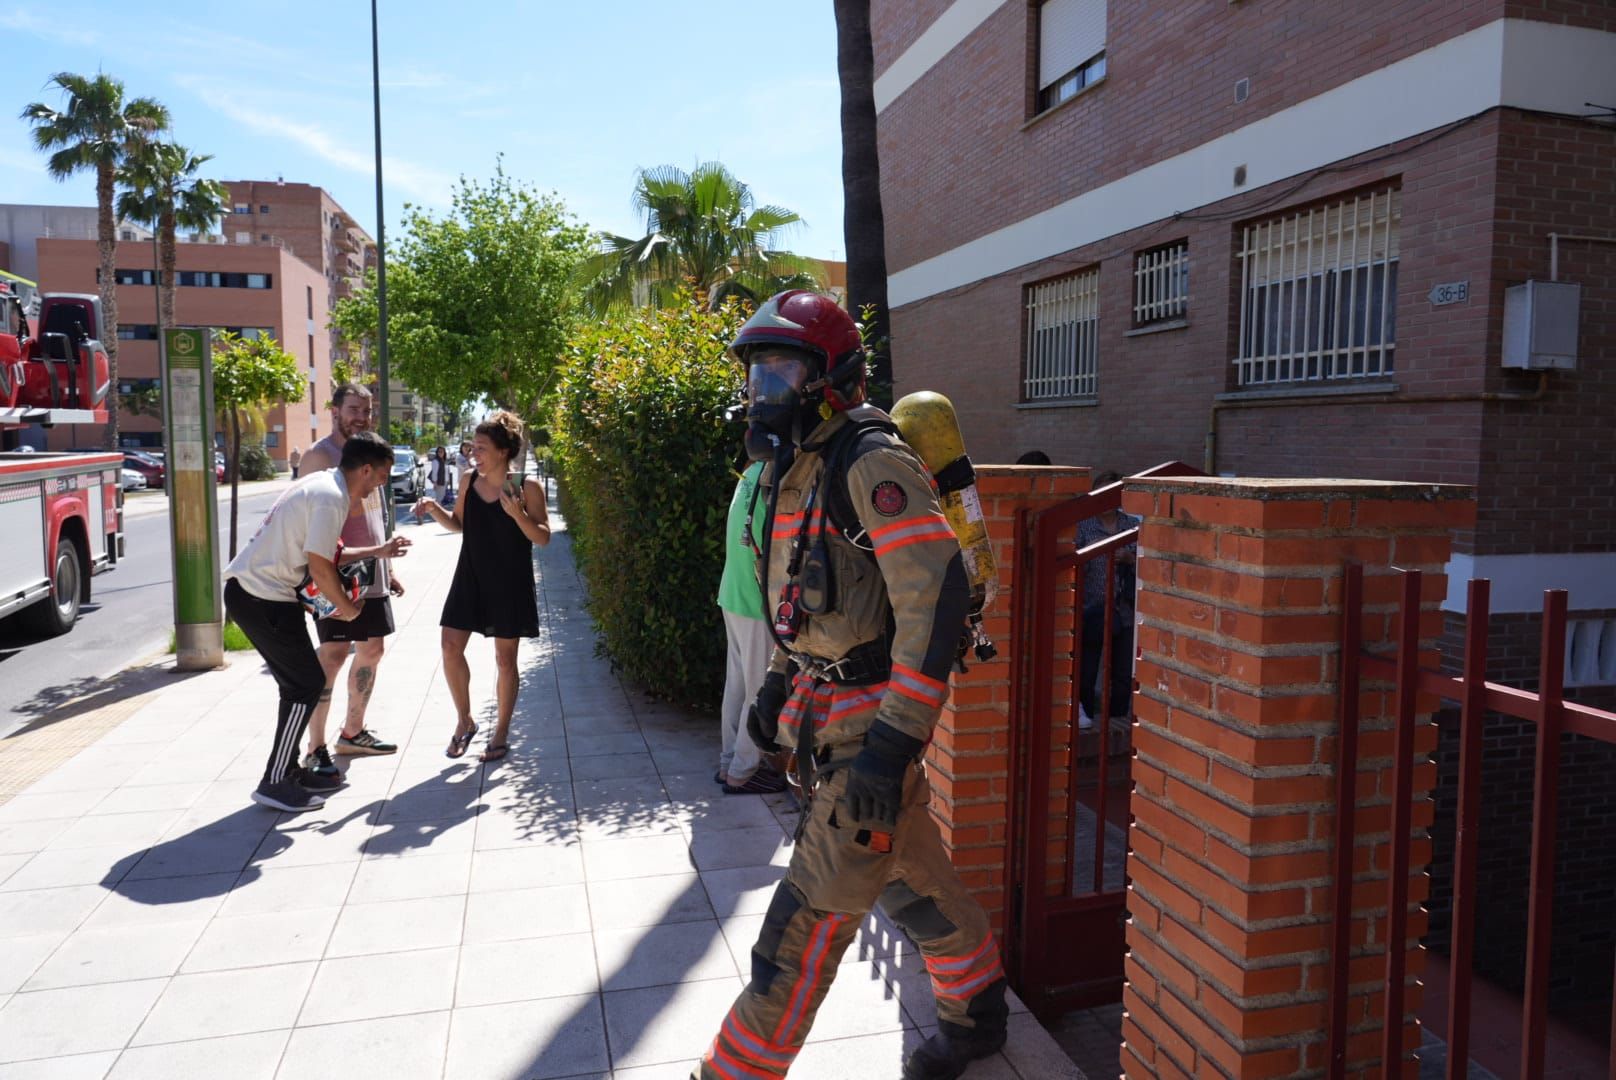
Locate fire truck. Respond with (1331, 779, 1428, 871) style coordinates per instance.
(0, 277, 124, 636)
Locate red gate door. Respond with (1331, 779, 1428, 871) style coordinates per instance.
(1006, 462, 1200, 1017)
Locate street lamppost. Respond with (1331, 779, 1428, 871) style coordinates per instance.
(371, 0, 393, 532)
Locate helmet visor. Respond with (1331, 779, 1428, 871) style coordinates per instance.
(746, 352, 813, 416)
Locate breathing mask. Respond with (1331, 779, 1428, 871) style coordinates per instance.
(741, 348, 823, 461)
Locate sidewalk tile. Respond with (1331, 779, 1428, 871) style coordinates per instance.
(0, 792, 106, 824)
(325, 894, 464, 958)
(131, 962, 316, 1045)
(0, 854, 28, 887)
(24, 920, 207, 990)
(445, 995, 610, 1080)
(80, 874, 234, 930)
(0, 886, 109, 938)
(278, 1010, 448, 1080)
(567, 733, 649, 758)
(218, 863, 357, 917)
(0, 979, 168, 1062)
(87, 783, 209, 817)
(347, 850, 471, 904)
(0, 820, 73, 855)
(580, 835, 692, 882)
(105, 1029, 288, 1080)
(586, 872, 713, 930)
(0, 936, 62, 995)
(362, 814, 479, 859)
(601, 976, 743, 1071)
(454, 932, 600, 1007)
(181, 907, 340, 972)
(463, 883, 590, 944)
(0, 846, 140, 892)
(594, 921, 738, 991)
(296, 947, 457, 1026)
(672, 795, 783, 833)
(688, 826, 791, 872)
(1001, 1011, 1086, 1079)
(801, 959, 913, 1043)
(0, 1051, 119, 1078)
(570, 753, 658, 781)
(468, 844, 584, 893)
(697, 865, 785, 918)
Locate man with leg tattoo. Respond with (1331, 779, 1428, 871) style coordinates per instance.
(298, 383, 404, 778)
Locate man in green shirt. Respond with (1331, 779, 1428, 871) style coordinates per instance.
(716, 461, 786, 793)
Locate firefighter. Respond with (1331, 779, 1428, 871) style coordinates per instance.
(693, 291, 1008, 1080)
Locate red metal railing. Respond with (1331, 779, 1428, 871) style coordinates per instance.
(1328, 565, 1616, 1079)
(1006, 461, 1200, 1014)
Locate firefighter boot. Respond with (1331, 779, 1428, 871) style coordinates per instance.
(902, 1018, 1008, 1080)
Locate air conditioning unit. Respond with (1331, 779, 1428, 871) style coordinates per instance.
(1502, 280, 1580, 370)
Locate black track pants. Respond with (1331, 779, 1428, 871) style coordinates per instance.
(224, 579, 325, 784)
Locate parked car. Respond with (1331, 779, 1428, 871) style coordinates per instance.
(122, 450, 164, 490)
(120, 467, 147, 491)
(390, 448, 425, 501)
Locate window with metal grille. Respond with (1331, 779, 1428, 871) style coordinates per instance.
(1024, 268, 1100, 401)
(1134, 241, 1188, 325)
(1234, 187, 1400, 386)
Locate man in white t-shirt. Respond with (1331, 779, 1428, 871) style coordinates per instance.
(224, 432, 395, 813)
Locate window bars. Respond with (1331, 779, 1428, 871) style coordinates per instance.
(1235, 187, 1400, 386)
(1134, 242, 1189, 325)
(1025, 268, 1100, 401)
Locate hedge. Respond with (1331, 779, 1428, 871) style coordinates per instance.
(552, 301, 749, 708)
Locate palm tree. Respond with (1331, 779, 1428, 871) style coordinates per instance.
(834, 0, 892, 403)
(578, 161, 825, 313)
(22, 72, 170, 447)
(117, 142, 228, 329)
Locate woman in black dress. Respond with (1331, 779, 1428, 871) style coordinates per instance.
(414, 411, 550, 762)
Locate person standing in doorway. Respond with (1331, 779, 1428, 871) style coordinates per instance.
(224, 433, 394, 811)
(296, 383, 404, 782)
(1076, 470, 1139, 730)
(415, 411, 551, 763)
(716, 460, 786, 794)
(289, 446, 302, 479)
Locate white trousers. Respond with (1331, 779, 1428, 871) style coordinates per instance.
(719, 609, 775, 782)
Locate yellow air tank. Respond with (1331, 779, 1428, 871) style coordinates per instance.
(890, 391, 998, 613)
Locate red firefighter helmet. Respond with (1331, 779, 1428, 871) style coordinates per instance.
(729, 290, 866, 412)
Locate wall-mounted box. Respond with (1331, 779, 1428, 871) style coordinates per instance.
(1502, 280, 1580, 369)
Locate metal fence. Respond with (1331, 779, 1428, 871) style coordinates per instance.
(1330, 566, 1616, 1079)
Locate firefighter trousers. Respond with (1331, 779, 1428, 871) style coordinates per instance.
(694, 761, 1007, 1079)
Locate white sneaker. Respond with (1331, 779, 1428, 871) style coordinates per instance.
(1078, 707, 1095, 731)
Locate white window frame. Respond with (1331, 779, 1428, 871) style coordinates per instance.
(1024, 268, 1100, 401)
(1037, 0, 1107, 113)
(1235, 187, 1401, 386)
(1133, 241, 1189, 325)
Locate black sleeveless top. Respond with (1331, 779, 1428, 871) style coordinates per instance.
(439, 481, 539, 638)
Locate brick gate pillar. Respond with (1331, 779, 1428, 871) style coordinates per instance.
(1116, 478, 1474, 1080)
(927, 464, 1088, 939)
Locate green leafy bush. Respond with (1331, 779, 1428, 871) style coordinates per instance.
(237, 443, 278, 481)
(552, 301, 747, 708)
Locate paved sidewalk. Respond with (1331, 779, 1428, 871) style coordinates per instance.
(0, 486, 1082, 1080)
(122, 475, 297, 520)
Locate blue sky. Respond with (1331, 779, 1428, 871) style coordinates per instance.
(1, 1, 847, 258)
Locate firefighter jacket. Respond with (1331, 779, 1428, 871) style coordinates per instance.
(760, 406, 970, 759)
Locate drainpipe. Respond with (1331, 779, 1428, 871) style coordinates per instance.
(1204, 372, 1551, 474)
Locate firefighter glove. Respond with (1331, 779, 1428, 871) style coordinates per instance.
(843, 721, 924, 828)
(747, 670, 790, 752)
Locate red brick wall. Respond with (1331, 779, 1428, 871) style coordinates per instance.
(870, 0, 956, 79)
(870, 0, 1558, 271)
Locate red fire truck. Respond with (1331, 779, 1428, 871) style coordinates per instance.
(0, 279, 124, 635)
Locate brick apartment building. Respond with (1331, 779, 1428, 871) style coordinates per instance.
(871, 0, 1616, 1039)
(34, 235, 332, 460)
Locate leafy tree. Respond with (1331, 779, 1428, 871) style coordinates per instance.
(116, 141, 227, 329)
(330, 166, 586, 433)
(22, 72, 170, 447)
(577, 161, 825, 313)
(834, 0, 892, 404)
(213, 331, 304, 556)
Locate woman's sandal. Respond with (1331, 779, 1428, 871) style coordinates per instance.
(479, 743, 510, 763)
(446, 722, 478, 759)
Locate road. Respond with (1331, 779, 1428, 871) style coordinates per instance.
(0, 485, 285, 739)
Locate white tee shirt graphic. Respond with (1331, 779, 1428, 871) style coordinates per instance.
(225, 468, 352, 603)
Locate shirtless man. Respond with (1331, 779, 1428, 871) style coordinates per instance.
(298, 383, 406, 777)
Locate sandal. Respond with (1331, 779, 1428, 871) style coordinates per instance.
(446, 721, 478, 759)
(479, 743, 510, 763)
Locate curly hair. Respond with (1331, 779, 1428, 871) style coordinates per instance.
(476, 410, 524, 464)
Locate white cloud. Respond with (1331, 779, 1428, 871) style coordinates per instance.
(0, 9, 103, 49)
